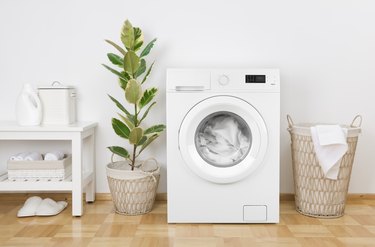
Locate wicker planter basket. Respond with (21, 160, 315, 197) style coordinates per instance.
(106, 158, 160, 215)
(287, 115, 362, 218)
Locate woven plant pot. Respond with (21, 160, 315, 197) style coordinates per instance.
(287, 115, 362, 218)
(106, 159, 160, 215)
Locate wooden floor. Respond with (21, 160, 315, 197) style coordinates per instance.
(1, 198, 375, 247)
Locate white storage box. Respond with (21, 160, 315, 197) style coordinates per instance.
(7, 155, 72, 181)
(38, 82, 76, 125)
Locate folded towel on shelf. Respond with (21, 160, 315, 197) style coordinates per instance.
(44, 151, 65, 161)
(17, 196, 68, 217)
(24, 152, 43, 161)
(310, 125, 348, 180)
(9, 152, 29, 161)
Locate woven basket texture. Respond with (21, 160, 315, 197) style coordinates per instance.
(107, 163, 160, 216)
(290, 133, 358, 218)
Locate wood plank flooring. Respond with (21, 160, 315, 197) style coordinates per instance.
(0, 198, 375, 246)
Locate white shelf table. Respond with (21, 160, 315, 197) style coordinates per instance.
(0, 121, 97, 216)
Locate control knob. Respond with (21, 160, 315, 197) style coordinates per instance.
(218, 74, 230, 86)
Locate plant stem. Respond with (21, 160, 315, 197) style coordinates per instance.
(131, 144, 137, 171)
(134, 103, 138, 126)
(131, 103, 138, 171)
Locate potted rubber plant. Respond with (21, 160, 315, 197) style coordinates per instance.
(103, 19, 165, 215)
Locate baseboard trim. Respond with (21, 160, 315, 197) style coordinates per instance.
(280, 193, 375, 201)
(1, 192, 374, 202)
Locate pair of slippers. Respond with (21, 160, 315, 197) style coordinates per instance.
(17, 196, 68, 217)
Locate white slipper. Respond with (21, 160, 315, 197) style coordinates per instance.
(35, 198, 68, 216)
(17, 197, 68, 217)
(17, 196, 43, 217)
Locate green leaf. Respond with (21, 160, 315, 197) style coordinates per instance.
(129, 127, 143, 145)
(139, 87, 157, 109)
(137, 136, 147, 146)
(140, 38, 157, 57)
(118, 113, 134, 129)
(118, 79, 127, 90)
(121, 20, 134, 51)
(121, 71, 131, 80)
(135, 59, 146, 78)
(139, 101, 156, 124)
(124, 51, 140, 76)
(141, 61, 154, 84)
(108, 94, 132, 116)
(133, 27, 144, 52)
(105, 39, 126, 56)
(125, 79, 142, 104)
(107, 146, 130, 159)
(102, 64, 128, 82)
(134, 27, 142, 41)
(107, 53, 123, 67)
(144, 124, 166, 135)
(112, 118, 130, 139)
(138, 134, 159, 155)
(118, 71, 131, 89)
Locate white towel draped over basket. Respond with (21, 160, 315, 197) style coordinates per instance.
(310, 125, 348, 180)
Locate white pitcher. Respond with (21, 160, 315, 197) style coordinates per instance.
(16, 84, 42, 126)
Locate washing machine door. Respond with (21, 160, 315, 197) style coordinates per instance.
(179, 95, 268, 184)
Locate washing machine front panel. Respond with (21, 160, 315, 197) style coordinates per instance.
(179, 95, 268, 184)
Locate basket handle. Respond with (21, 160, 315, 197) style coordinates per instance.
(350, 115, 362, 128)
(287, 114, 294, 128)
(111, 153, 130, 164)
(111, 153, 115, 164)
(140, 158, 159, 183)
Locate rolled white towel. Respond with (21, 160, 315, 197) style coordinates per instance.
(9, 152, 29, 161)
(24, 152, 43, 161)
(44, 151, 65, 161)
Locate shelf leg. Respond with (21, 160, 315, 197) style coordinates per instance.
(72, 134, 83, 216)
(85, 133, 95, 202)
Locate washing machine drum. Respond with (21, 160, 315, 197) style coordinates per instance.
(179, 95, 268, 184)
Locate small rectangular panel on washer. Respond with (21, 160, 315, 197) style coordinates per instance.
(243, 205, 267, 222)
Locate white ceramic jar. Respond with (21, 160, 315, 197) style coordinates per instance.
(38, 81, 76, 125)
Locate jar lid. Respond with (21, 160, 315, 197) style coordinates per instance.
(38, 81, 75, 89)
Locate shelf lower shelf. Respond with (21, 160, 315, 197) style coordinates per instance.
(0, 172, 93, 192)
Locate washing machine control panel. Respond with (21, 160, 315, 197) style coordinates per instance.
(167, 69, 280, 92)
(212, 70, 279, 92)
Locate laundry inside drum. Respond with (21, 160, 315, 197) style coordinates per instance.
(195, 111, 252, 167)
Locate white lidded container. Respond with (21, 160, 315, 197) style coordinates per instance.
(38, 81, 76, 125)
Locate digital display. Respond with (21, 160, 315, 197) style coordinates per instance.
(246, 75, 266, 83)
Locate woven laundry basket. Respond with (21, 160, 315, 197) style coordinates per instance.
(106, 158, 160, 215)
(287, 115, 362, 218)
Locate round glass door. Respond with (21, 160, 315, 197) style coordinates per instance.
(179, 95, 268, 184)
(195, 111, 252, 167)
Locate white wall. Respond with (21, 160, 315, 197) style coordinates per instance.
(0, 0, 374, 193)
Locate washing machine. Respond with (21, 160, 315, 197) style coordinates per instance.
(166, 69, 280, 223)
